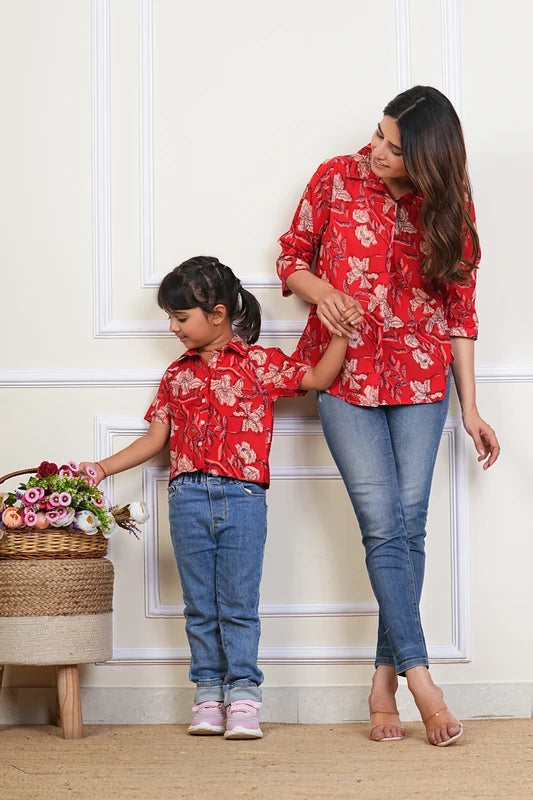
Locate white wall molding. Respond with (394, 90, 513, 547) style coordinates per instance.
(442, 0, 462, 110)
(395, 0, 411, 91)
(92, 0, 293, 338)
(2, 364, 532, 388)
(97, 415, 470, 664)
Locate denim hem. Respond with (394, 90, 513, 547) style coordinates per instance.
(394, 657, 429, 675)
(194, 684, 225, 703)
(224, 684, 262, 704)
(374, 657, 396, 668)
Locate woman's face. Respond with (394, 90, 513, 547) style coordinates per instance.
(370, 116, 409, 183)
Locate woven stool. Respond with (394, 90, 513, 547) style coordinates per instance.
(0, 558, 114, 738)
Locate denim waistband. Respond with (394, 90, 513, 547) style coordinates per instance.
(172, 471, 267, 490)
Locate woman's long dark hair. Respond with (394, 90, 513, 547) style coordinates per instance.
(383, 85, 480, 285)
(157, 256, 262, 344)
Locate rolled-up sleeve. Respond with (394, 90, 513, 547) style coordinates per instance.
(276, 161, 332, 296)
(445, 206, 481, 338)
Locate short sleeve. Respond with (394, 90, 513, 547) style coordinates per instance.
(145, 371, 172, 424)
(252, 347, 310, 401)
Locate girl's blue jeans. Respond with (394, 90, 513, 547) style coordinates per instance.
(317, 383, 450, 675)
(168, 471, 267, 705)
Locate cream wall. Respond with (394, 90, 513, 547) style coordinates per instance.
(1, 0, 532, 723)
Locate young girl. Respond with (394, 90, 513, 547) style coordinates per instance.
(81, 255, 348, 740)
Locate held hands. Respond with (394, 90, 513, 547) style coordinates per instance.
(461, 411, 500, 470)
(316, 285, 364, 337)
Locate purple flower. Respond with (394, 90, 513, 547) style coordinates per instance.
(49, 492, 62, 507)
(59, 492, 72, 506)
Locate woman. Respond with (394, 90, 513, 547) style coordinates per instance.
(276, 85, 500, 746)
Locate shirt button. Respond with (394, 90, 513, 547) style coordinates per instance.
(200, 420, 205, 426)
(202, 398, 206, 404)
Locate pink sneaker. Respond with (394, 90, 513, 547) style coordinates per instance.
(224, 700, 263, 739)
(188, 701, 225, 735)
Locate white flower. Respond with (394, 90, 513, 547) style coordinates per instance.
(50, 507, 76, 527)
(101, 513, 117, 539)
(75, 509, 100, 534)
(128, 501, 149, 523)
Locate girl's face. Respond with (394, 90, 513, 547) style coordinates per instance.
(167, 305, 231, 353)
(370, 116, 409, 183)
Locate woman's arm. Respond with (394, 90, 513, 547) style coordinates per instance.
(286, 272, 364, 338)
(80, 420, 171, 484)
(300, 334, 349, 391)
(450, 337, 500, 469)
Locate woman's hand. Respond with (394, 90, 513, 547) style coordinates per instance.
(461, 411, 500, 469)
(316, 285, 365, 337)
(79, 461, 106, 485)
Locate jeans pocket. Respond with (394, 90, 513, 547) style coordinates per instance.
(168, 478, 181, 502)
(238, 481, 266, 498)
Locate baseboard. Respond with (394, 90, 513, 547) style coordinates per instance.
(1, 684, 532, 725)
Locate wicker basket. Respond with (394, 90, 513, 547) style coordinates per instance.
(0, 468, 108, 560)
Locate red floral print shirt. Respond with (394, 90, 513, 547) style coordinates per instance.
(145, 336, 309, 486)
(277, 145, 479, 406)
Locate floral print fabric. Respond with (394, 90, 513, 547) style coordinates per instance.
(145, 337, 309, 486)
(277, 144, 479, 406)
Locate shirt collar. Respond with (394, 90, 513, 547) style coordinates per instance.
(348, 143, 423, 206)
(175, 334, 248, 363)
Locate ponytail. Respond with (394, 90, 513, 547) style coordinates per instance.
(234, 285, 261, 345)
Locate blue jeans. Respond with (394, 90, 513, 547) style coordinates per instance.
(318, 384, 450, 674)
(168, 472, 267, 704)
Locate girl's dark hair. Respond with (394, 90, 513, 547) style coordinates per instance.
(383, 85, 480, 285)
(157, 256, 262, 344)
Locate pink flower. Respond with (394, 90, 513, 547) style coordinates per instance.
(59, 468, 73, 479)
(23, 487, 41, 505)
(84, 465, 97, 480)
(59, 492, 72, 506)
(49, 492, 62, 507)
(23, 510, 38, 527)
(92, 495, 105, 507)
(68, 461, 80, 473)
(46, 510, 62, 523)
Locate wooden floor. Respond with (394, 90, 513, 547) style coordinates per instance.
(1, 719, 533, 799)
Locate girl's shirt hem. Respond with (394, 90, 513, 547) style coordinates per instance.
(276, 144, 479, 407)
(145, 336, 310, 487)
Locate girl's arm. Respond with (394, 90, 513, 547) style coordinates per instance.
(80, 420, 170, 484)
(450, 337, 500, 469)
(300, 334, 349, 391)
(286, 272, 364, 338)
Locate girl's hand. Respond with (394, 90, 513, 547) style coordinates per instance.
(462, 411, 500, 470)
(79, 461, 106, 485)
(316, 285, 364, 337)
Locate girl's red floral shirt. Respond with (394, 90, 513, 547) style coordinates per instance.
(277, 144, 479, 406)
(145, 337, 309, 487)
